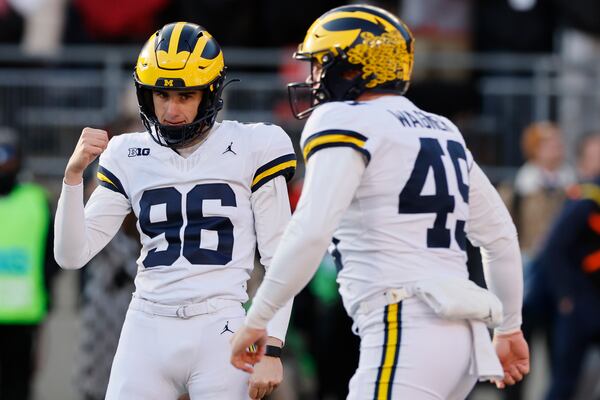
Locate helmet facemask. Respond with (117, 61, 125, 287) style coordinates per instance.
(288, 51, 368, 119)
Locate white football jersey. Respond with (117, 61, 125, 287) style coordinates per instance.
(300, 97, 474, 316)
(97, 121, 296, 305)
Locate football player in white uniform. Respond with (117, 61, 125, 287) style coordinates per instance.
(231, 5, 530, 400)
(54, 22, 296, 400)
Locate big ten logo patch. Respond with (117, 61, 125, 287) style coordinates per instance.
(128, 148, 150, 157)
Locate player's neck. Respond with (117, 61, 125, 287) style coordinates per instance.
(179, 122, 219, 151)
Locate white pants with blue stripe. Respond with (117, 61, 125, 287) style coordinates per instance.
(348, 297, 477, 400)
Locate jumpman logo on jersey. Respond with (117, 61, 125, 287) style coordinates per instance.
(223, 142, 237, 155)
(220, 321, 234, 335)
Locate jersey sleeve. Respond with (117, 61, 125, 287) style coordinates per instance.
(54, 135, 132, 269)
(96, 136, 129, 199)
(251, 175, 294, 342)
(467, 161, 523, 334)
(300, 102, 372, 164)
(251, 125, 297, 193)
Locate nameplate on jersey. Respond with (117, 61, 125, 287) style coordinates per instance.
(128, 147, 150, 157)
(388, 109, 451, 131)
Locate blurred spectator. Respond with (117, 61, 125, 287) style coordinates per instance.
(507, 132, 600, 400)
(63, 0, 170, 43)
(528, 132, 600, 400)
(0, 128, 57, 400)
(515, 121, 574, 194)
(513, 121, 576, 258)
(504, 122, 575, 400)
(576, 132, 600, 182)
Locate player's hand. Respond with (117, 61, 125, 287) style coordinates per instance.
(492, 330, 530, 389)
(65, 127, 109, 185)
(248, 355, 282, 399)
(230, 325, 268, 373)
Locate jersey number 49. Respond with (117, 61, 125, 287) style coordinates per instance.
(399, 138, 469, 250)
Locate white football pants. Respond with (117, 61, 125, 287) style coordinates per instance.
(105, 298, 249, 400)
(348, 297, 478, 400)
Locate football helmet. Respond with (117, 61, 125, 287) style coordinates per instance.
(134, 22, 226, 148)
(288, 5, 415, 119)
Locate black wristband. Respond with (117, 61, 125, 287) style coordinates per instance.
(264, 345, 282, 358)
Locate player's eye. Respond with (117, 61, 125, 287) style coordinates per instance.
(179, 92, 198, 101)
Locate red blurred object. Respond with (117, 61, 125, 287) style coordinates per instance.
(287, 179, 303, 212)
(74, 0, 170, 40)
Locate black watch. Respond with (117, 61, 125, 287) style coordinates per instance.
(264, 345, 282, 358)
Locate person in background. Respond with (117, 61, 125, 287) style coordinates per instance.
(503, 121, 577, 400)
(528, 132, 600, 400)
(576, 132, 600, 182)
(513, 121, 576, 259)
(0, 128, 58, 400)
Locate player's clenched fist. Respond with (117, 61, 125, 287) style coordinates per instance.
(64, 127, 109, 185)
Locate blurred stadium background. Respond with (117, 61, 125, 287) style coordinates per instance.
(1, 0, 600, 399)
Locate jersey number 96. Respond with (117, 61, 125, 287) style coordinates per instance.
(138, 183, 236, 268)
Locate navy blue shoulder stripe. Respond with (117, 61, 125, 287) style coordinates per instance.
(97, 166, 128, 199)
(303, 129, 371, 164)
(304, 129, 368, 144)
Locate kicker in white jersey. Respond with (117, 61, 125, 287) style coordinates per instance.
(96, 121, 296, 305)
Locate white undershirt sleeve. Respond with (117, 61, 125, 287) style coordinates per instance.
(466, 162, 523, 334)
(246, 148, 366, 330)
(54, 182, 131, 269)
